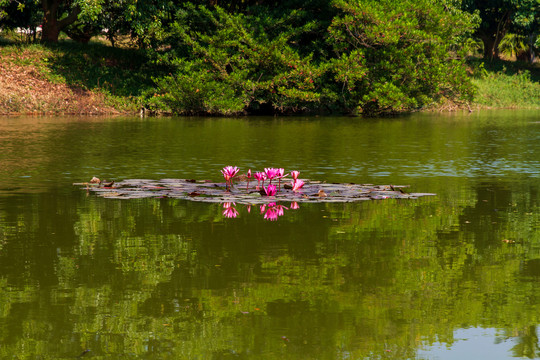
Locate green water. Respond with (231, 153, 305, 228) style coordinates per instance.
(0, 110, 539, 359)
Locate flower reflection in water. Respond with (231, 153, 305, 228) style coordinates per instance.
(263, 206, 279, 221)
(222, 202, 239, 218)
(221, 201, 299, 221)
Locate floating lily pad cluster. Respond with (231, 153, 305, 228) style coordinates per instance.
(75, 166, 435, 204)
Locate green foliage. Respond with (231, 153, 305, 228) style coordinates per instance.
(462, 0, 540, 60)
(0, 0, 42, 42)
(144, 1, 477, 116)
(473, 62, 540, 109)
(326, 0, 475, 115)
(4, 0, 522, 115)
(150, 61, 248, 115)
(499, 32, 530, 58)
(147, 5, 325, 115)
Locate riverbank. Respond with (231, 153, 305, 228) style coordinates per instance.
(0, 39, 151, 115)
(469, 58, 540, 110)
(0, 40, 538, 115)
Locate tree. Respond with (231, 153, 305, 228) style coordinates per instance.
(509, 0, 539, 63)
(0, 0, 107, 42)
(462, 0, 539, 61)
(40, 0, 81, 42)
(326, 0, 477, 115)
(149, 4, 325, 115)
(0, 0, 42, 42)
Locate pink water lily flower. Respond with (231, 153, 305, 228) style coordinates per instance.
(254, 172, 266, 188)
(275, 168, 287, 190)
(221, 166, 239, 181)
(221, 166, 240, 191)
(292, 179, 305, 192)
(264, 168, 279, 181)
(291, 171, 300, 180)
(245, 169, 253, 191)
(290, 201, 300, 210)
(264, 184, 277, 196)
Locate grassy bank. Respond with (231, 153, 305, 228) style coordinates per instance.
(0, 38, 538, 115)
(469, 59, 540, 110)
(0, 38, 156, 115)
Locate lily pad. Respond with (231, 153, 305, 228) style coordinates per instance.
(75, 178, 436, 204)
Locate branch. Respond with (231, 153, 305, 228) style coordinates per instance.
(57, 4, 81, 30)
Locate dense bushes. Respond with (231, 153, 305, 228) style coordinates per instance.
(146, 5, 326, 115)
(145, 0, 477, 116)
(327, 0, 476, 114)
(0, 0, 479, 116)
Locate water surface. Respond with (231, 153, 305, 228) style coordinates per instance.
(0, 110, 539, 359)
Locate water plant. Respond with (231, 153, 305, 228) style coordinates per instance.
(264, 184, 277, 197)
(254, 172, 266, 189)
(246, 169, 252, 190)
(264, 168, 280, 184)
(292, 179, 305, 192)
(221, 166, 240, 190)
(225, 166, 301, 196)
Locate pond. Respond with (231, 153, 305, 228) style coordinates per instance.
(0, 110, 539, 359)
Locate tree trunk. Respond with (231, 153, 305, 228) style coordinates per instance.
(479, 35, 500, 60)
(41, 18, 61, 42)
(528, 33, 537, 64)
(41, 0, 81, 42)
(476, 9, 511, 61)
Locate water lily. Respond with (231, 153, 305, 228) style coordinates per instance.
(292, 179, 305, 192)
(276, 168, 286, 190)
(264, 184, 277, 196)
(290, 201, 300, 210)
(221, 166, 239, 190)
(254, 172, 266, 188)
(291, 171, 300, 180)
(246, 169, 252, 191)
(222, 166, 239, 181)
(264, 168, 279, 183)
